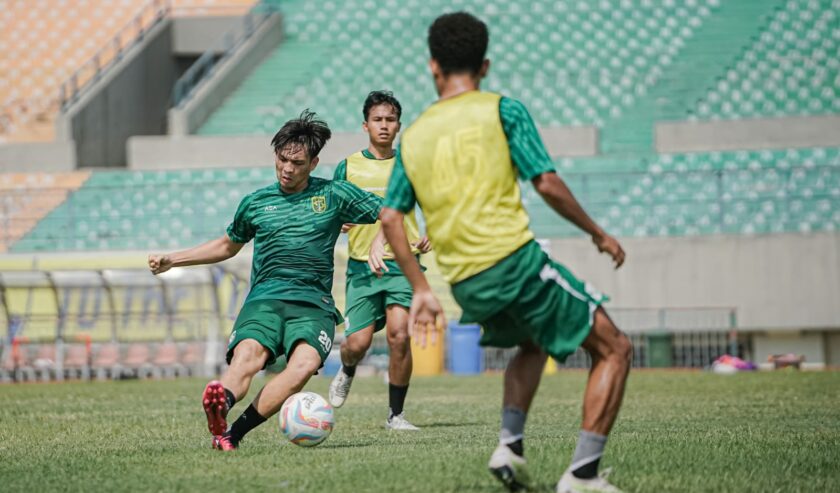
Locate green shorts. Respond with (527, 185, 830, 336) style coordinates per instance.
(452, 241, 608, 363)
(226, 299, 336, 368)
(344, 274, 413, 336)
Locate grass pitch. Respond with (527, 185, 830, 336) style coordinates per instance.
(1, 371, 838, 492)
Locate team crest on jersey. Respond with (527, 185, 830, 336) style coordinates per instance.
(311, 196, 327, 213)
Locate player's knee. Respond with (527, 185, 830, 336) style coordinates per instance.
(344, 332, 372, 356)
(287, 354, 320, 381)
(230, 339, 267, 370)
(613, 332, 633, 367)
(386, 326, 410, 350)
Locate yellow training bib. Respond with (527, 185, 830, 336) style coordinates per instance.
(399, 91, 534, 283)
(345, 151, 421, 261)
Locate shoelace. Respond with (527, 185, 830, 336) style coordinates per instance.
(334, 375, 350, 397)
(598, 468, 613, 482)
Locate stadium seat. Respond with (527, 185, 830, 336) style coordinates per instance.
(123, 343, 153, 379)
(93, 343, 122, 381)
(181, 341, 206, 376)
(63, 343, 91, 380)
(32, 344, 57, 381)
(151, 342, 185, 378)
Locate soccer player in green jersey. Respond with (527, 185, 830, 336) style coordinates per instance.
(148, 111, 385, 451)
(380, 13, 632, 493)
(327, 91, 431, 430)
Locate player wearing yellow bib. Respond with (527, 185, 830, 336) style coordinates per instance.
(381, 13, 632, 493)
(328, 91, 431, 430)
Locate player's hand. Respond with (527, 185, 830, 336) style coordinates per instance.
(412, 236, 432, 254)
(408, 289, 445, 348)
(148, 254, 173, 275)
(592, 233, 626, 269)
(367, 236, 389, 278)
(341, 223, 356, 234)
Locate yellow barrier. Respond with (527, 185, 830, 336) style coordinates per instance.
(544, 358, 558, 375)
(410, 328, 444, 376)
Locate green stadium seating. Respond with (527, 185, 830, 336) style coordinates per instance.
(199, 0, 725, 136)
(689, 0, 840, 120)
(525, 146, 839, 237)
(8, 148, 838, 252)
(197, 0, 838, 153)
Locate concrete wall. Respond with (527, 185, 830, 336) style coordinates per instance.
(56, 19, 178, 168)
(168, 13, 283, 136)
(546, 232, 840, 331)
(539, 126, 598, 157)
(171, 16, 243, 55)
(127, 131, 370, 169)
(0, 141, 76, 171)
(127, 126, 598, 169)
(656, 115, 840, 153)
(752, 332, 826, 366)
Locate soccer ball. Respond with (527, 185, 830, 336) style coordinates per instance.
(279, 391, 335, 447)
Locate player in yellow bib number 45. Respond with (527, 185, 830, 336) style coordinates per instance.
(380, 12, 632, 493)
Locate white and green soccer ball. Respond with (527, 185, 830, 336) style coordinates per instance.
(279, 391, 335, 447)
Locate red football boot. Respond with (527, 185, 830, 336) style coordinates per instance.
(202, 380, 229, 436)
(211, 434, 237, 451)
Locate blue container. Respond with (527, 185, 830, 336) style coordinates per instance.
(321, 349, 342, 377)
(447, 322, 482, 375)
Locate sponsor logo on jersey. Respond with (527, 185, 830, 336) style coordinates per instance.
(311, 196, 327, 213)
(264, 205, 278, 212)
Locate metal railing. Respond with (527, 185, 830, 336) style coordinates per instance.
(483, 307, 739, 370)
(171, 2, 280, 108)
(58, 0, 171, 111)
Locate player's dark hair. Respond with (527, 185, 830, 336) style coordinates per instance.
(428, 12, 488, 76)
(363, 90, 402, 122)
(271, 109, 332, 158)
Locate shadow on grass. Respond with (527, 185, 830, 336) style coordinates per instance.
(421, 421, 482, 428)
(453, 479, 557, 492)
(319, 441, 375, 449)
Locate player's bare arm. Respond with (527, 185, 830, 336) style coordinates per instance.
(148, 234, 245, 275)
(532, 172, 626, 268)
(367, 224, 390, 278)
(381, 207, 444, 347)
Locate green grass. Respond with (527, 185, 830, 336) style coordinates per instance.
(1, 371, 838, 492)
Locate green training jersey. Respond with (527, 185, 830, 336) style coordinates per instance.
(227, 176, 383, 315)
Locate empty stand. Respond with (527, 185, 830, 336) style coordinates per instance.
(200, 0, 724, 135)
(0, 0, 257, 142)
(0, 0, 154, 141)
(4, 148, 836, 252)
(690, 0, 840, 120)
(0, 171, 90, 252)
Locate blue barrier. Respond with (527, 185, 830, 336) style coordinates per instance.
(447, 322, 482, 375)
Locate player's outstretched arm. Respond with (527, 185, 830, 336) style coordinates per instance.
(532, 172, 626, 268)
(367, 227, 390, 278)
(381, 207, 445, 346)
(148, 234, 245, 275)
